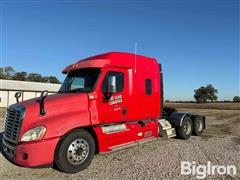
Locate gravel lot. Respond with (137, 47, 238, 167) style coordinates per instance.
(0, 108, 239, 179)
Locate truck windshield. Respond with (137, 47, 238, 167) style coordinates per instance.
(59, 68, 100, 93)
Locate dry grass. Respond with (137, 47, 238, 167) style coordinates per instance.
(0, 108, 6, 118)
(164, 102, 240, 110)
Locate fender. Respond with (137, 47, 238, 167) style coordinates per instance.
(21, 109, 91, 140)
(45, 110, 91, 138)
(167, 112, 206, 129)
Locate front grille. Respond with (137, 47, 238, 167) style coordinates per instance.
(3, 105, 25, 144)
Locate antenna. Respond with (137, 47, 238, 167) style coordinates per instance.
(134, 42, 137, 73)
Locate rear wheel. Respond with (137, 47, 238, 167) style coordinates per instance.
(192, 116, 204, 136)
(176, 116, 193, 139)
(54, 129, 95, 173)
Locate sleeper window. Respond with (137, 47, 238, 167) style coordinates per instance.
(146, 79, 152, 95)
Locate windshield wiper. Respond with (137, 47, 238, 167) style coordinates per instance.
(58, 88, 92, 93)
(69, 89, 82, 93)
(69, 88, 92, 93)
(58, 90, 67, 93)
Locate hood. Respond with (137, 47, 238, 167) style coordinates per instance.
(17, 93, 89, 140)
(19, 93, 88, 114)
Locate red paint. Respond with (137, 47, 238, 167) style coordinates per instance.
(9, 52, 163, 167)
(93, 121, 159, 153)
(14, 137, 59, 166)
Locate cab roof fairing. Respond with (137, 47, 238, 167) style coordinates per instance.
(62, 52, 157, 74)
(62, 59, 111, 74)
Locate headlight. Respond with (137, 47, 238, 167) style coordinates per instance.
(21, 126, 46, 142)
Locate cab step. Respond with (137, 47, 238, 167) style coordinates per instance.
(100, 137, 157, 154)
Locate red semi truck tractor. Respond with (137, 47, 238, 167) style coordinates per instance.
(2, 52, 205, 173)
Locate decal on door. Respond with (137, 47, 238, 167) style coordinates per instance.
(109, 95, 123, 105)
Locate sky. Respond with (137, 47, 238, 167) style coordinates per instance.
(0, 0, 239, 101)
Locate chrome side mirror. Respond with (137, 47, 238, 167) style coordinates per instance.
(37, 90, 48, 116)
(15, 91, 22, 103)
(40, 90, 48, 98)
(108, 75, 116, 94)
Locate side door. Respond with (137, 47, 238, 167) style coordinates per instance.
(97, 68, 129, 124)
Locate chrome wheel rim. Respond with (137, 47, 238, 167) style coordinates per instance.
(183, 121, 191, 135)
(67, 138, 89, 165)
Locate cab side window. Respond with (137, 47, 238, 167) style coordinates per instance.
(102, 71, 124, 93)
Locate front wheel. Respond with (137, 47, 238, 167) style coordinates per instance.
(176, 116, 193, 139)
(54, 129, 95, 173)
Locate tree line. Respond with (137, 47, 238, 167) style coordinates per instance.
(1, 67, 239, 103)
(166, 84, 239, 103)
(193, 84, 239, 103)
(0, 66, 61, 84)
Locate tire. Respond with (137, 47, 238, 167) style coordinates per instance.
(54, 129, 95, 173)
(192, 116, 204, 136)
(176, 116, 193, 139)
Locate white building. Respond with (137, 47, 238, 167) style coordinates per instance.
(0, 79, 61, 107)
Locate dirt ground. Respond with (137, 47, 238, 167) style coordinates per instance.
(0, 108, 239, 180)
